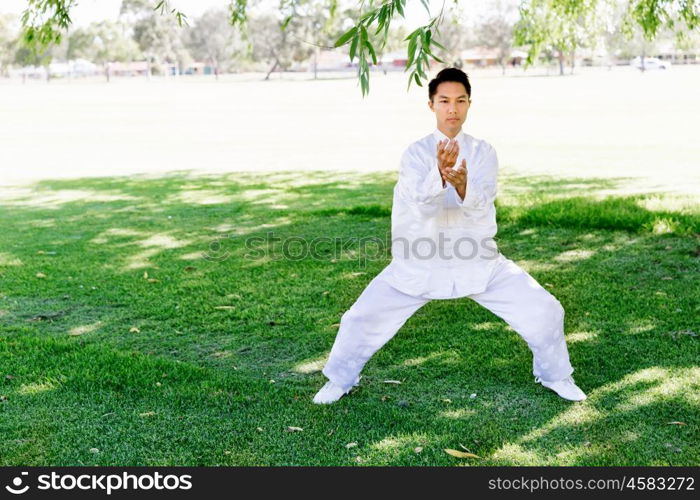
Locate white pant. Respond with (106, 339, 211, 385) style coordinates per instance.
(322, 256, 574, 391)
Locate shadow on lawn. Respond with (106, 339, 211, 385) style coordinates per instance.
(0, 171, 698, 465)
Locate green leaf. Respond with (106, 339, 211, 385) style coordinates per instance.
(404, 26, 423, 42)
(366, 41, 377, 65)
(335, 26, 357, 48)
(406, 33, 418, 66)
(414, 72, 422, 87)
(395, 0, 405, 18)
(349, 35, 359, 61)
(281, 15, 292, 31)
(431, 38, 447, 51)
(376, 6, 387, 33)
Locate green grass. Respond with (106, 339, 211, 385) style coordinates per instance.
(0, 170, 698, 466)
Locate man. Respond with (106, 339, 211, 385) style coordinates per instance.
(313, 67, 586, 404)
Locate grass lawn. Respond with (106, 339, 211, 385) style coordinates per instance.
(0, 169, 698, 466)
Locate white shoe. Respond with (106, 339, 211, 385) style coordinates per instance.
(312, 377, 360, 405)
(536, 375, 587, 401)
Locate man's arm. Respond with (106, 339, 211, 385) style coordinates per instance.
(457, 144, 498, 212)
(395, 146, 448, 218)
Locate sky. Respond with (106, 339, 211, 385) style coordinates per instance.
(0, 0, 513, 30)
(0, 0, 519, 31)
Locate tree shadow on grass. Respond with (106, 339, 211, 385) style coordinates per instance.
(0, 170, 698, 465)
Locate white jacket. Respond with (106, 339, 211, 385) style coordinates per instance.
(380, 128, 502, 299)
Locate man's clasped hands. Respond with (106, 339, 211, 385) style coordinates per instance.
(437, 139, 467, 200)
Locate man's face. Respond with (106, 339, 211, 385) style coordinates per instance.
(428, 81, 471, 134)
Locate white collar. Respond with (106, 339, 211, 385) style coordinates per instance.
(432, 128, 464, 143)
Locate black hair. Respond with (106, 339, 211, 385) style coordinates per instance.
(428, 67, 471, 102)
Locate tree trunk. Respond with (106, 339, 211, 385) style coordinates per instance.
(265, 59, 279, 80)
(558, 50, 564, 76)
(313, 46, 318, 80)
(570, 49, 575, 75)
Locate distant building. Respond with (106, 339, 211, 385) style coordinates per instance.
(107, 61, 149, 77)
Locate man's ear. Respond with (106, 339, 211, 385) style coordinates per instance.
(428, 100, 434, 111)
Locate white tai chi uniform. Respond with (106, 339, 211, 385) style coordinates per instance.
(322, 128, 575, 391)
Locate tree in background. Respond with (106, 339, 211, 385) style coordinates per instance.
(429, 3, 474, 69)
(14, 44, 51, 82)
(247, 13, 299, 79)
(121, 0, 191, 77)
(285, 0, 358, 79)
(474, 0, 518, 75)
(51, 20, 142, 80)
(514, 0, 602, 75)
(14, 0, 700, 94)
(185, 8, 246, 78)
(515, 0, 698, 75)
(0, 14, 19, 77)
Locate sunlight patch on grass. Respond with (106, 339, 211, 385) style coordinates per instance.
(69, 321, 104, 336)
(519, 404, 603, 444)
(471, 321, 502, 332)
(209, 223, 237, 233)
(401, 352, 445, 367)
(124, 248, 161, 270)
(26, 219, 56, 228)
(490, 443, 541, 465)
(0, 252, 22, 267)
(514, 367, 700, 450)
(169, 189, 235, 205)
(137, 234, 190, 249)
(648, 217, 679, 235)
(90, 228, 146, 244)
(236, 189, 284, 202)
(292, 356, 327, 374)
(513, 259, 557, 272)
(439, 407, 478, 419)
(17, 380, 58, 395)
(369, 433, 428, 453)
(554, 249, 596, 263)
(613, 367, 700, 412)
(0, 189, 139, 209)
(566, 331, 597, 344)
(627, 322, 657, 334)
(636, 195, 699, 214)
(179, 251, 207, 261)
(552, 444, 599, 464)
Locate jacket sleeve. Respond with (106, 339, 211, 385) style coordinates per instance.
(396, 146, 448, 218)
(459, 143, 498, 213)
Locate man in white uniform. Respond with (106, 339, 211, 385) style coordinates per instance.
(313, 68, 586, 404)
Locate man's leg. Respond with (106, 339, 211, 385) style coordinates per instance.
(319, 274, 430, 396)
(468, 257, 585, 400)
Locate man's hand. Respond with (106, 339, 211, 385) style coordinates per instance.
(445, 158, 468, 201)
(436, 139, 459, 188)
(437, 139, 467, 198)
